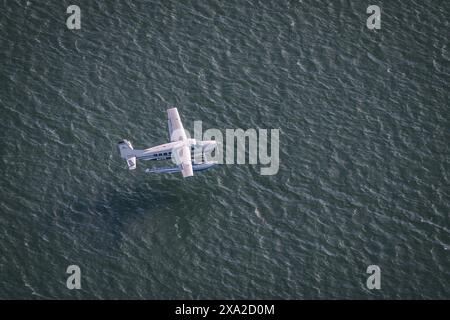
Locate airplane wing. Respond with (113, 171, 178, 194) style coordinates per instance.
(177, 145, 193, 177)
(167, 107, 187, 142)
(167, 107, 193, 177)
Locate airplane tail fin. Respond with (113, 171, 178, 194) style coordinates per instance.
(118, 140, 137, 170)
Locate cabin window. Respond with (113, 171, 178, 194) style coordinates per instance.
(158, 153, 162, 156)
(163, 153, 167, 156)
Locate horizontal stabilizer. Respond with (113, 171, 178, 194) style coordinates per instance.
(126, 156, 136, 170)
(118, 140, 137, 170)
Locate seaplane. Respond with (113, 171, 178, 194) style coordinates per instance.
(118, 107, 218, 178)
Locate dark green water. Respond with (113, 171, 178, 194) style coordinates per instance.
(1, 0, 449, 299)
